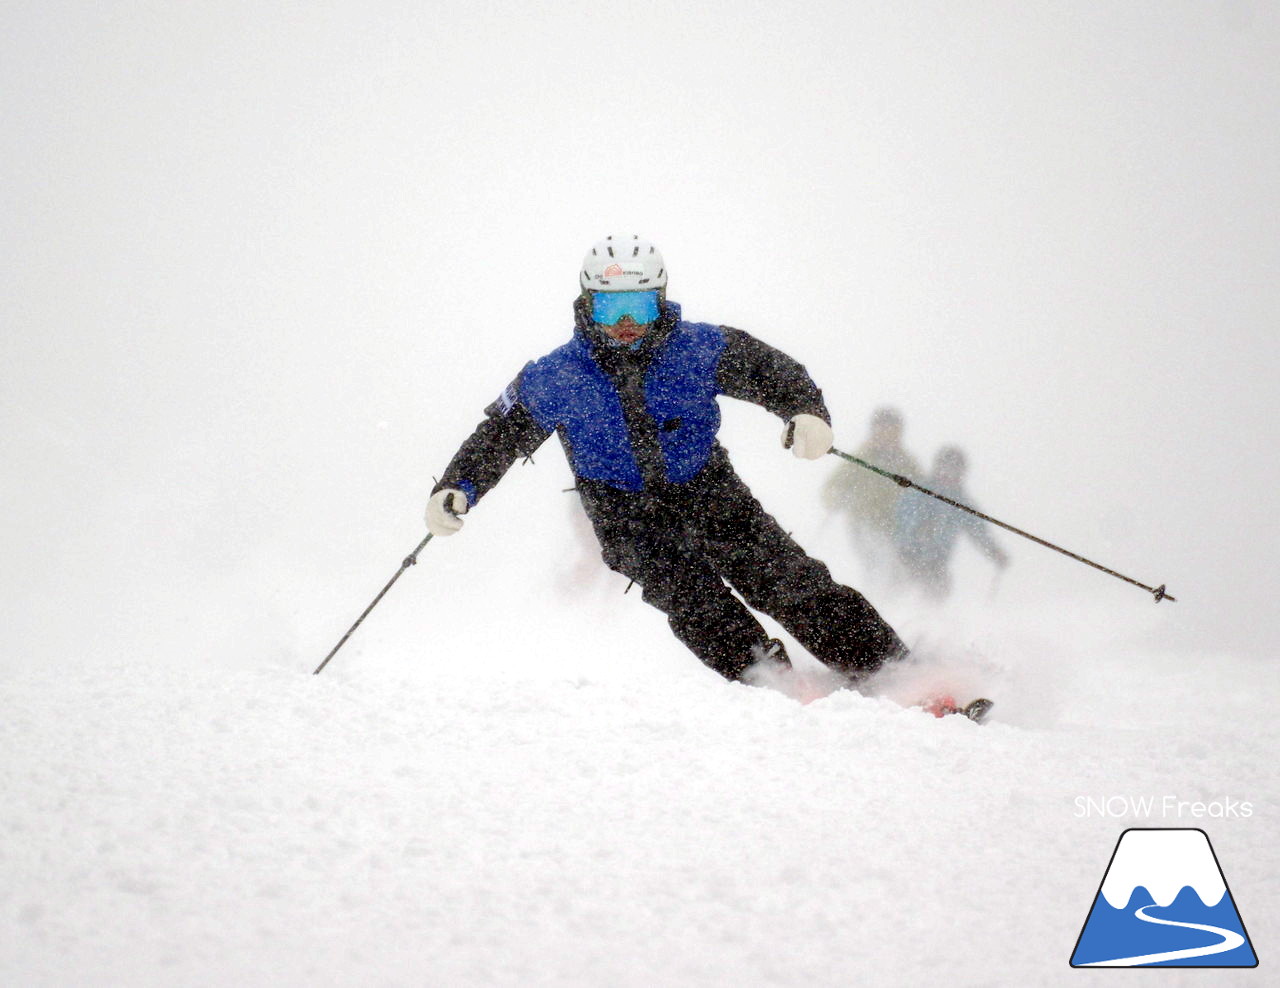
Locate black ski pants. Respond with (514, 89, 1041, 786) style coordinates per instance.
(578, 451, 905, 681)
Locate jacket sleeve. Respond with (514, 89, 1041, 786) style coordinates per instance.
(715, 328, 831, 424)
(431, 373, 552, 506)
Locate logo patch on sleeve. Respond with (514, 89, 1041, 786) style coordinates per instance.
(497, 382, 518, 415)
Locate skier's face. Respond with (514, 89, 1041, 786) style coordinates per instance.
(871, 420, 902, 448)
(935, 458, 965, 486)
(601, 314, 651, 345)
(590, 289, 659, 345)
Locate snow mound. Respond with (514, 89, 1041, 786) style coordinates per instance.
(2, 655, 1275, 985)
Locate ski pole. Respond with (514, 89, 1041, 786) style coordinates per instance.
(828, 448, 1175, 603)
(313, 533, 434, 675)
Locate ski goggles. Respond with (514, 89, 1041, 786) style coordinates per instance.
(590, 290, 660, 326)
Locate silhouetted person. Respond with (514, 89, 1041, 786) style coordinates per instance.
(823, 406, 921, 583)
(893, 445, 1008, 599)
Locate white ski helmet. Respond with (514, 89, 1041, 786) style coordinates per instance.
(580, 234, 667, 293)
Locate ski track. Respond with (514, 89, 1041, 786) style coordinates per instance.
(1, 650, 1275, 987)
(1077, 904, 1245, 967)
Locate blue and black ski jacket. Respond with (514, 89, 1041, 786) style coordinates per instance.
(434, 297, 830, 506)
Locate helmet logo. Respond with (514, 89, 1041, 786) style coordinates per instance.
(601, 263, 644, 278)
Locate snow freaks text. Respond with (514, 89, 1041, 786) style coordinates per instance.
(1073, 796, 1254, 819)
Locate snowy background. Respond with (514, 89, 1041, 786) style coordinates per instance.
(3, 1, 1277, 985)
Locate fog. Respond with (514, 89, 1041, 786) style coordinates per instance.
(4, 1, 1278, 678)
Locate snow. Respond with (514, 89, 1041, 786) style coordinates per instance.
(1099, 830, 1226, 909)
(4, 617, 1276, 986)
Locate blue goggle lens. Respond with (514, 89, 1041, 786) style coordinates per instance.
(591, 290, 660, 326)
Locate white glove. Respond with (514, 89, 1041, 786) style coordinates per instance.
(783, 414, 833, 460)
(425, 489, 468, 536)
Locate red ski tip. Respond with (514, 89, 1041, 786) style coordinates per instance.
(921, 694, 959, 718)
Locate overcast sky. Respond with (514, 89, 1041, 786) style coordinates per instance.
(3, 1, 1277, 676)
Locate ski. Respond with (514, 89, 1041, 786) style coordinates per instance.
(960, 697, 994, 723)
(921, 694, 994, 723)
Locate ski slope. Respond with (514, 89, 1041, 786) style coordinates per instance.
(3, 624, 1274, 987)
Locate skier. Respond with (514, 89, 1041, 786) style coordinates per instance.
(822, 405, 922, 585)
(425, 234, 907, 685)
(894, 445, 1009, 599)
